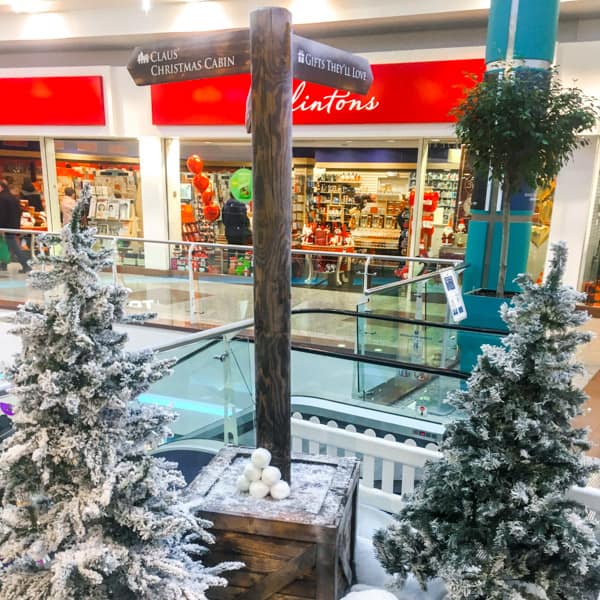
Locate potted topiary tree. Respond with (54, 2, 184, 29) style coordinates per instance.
(454, 65, 598, 298)
(452, 65, 598, 371)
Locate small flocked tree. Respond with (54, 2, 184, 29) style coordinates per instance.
(0, 186, 238, 599)
(374, 242, 600, 599)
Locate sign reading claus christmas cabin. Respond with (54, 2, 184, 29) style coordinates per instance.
(126, 29, 251, 85)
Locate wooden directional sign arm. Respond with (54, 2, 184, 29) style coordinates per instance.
(127, 29, 251, 86)
(292, 34, 373, 95)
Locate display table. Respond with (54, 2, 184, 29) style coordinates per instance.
(301, 244, 354, 286)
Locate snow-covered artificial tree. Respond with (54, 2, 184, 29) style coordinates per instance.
(0, 186, 239, 599)
(374, 242, 600, 599)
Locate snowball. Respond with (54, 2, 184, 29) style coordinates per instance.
(243, 463, 262, 482)
(261, 465, 281, 487)
(251, 447, 271, 469)
(236, 475, 250, 492)
(249, 480, 270, 499)
(269, 480, 290, 500)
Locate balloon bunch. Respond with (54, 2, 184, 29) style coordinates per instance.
(186, 154, 220, 222)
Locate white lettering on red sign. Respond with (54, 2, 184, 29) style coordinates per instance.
(291, 80, 380, 114)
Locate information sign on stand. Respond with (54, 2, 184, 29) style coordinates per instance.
(440, 268, 468, 322)
(127, 8, 373, 483)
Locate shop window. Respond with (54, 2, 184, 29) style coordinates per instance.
(418, 142, 467, 262)
(54, 139, 143, 265)
(177, 142, 252, 274)
(54, 139, 142, 236)
(305, 147, 418, 256)
(0, 139, 47, 231)
(526, 181, 556, 283)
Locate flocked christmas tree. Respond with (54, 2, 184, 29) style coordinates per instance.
(374, 242, 600, 599)
(0, 186, 239, 599)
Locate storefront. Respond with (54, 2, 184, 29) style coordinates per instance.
(0, 46, 597, 288)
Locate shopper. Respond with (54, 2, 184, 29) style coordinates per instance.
(0, 179, 31, 273)
(61, 187, 77, 224)
(222, 195, 252, 246)
(21, 178, 44, 212)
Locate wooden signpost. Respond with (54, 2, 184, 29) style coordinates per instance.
(127, 8, 372, 483)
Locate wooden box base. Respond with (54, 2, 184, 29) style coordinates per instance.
(188, 447, 360, 600)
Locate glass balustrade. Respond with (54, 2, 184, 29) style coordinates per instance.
(138, 310, 481, 451)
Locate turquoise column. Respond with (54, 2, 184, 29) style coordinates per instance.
(459, 0, 560, 372)
(462, 0, 559, 294)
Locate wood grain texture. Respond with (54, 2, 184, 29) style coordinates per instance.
(196, 449, 360, 599)
(250, 7, 293, 482)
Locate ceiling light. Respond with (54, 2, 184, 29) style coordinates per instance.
(11, 0, 50, 13)
(142, 0, 151, 13)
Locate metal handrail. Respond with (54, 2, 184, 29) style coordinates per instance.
(0, 227, 470, 324)
(290, 307, 505, 336)
(364, 263, 468, 297)
(151, 317, 255, 353)
(150, 313, 468, 380)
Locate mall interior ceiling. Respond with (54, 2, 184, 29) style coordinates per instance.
(0, 0, 599, 68)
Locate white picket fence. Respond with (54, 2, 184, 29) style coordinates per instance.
(290, 412, 600, 515)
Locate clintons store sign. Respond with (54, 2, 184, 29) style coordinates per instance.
(151, 58, 484, 126)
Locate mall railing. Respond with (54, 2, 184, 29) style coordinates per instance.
(144, 307, 509, 451)
(0, 227, 465, 330)
(146, 314, 598, 517)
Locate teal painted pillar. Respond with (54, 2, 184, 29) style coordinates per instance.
(462, 0, 559, 294)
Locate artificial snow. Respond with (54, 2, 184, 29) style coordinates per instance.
(341, 587, 397, 600)
(191, 452, 338, 518)
(348, 504, 447, 600)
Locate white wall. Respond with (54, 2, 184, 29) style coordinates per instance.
(556, 40, 600, 105)
(138, 136, 170, 269)
(549, 41, 600, 286)
(548, 137, 600, 288)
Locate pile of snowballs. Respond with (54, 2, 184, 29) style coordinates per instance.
(237, 448, 291, 500)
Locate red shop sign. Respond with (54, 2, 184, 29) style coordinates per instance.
(0, 76, 105, 126)
(151, 58, 484, 126)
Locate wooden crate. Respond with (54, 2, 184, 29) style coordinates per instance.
(188, 447, 360, 600)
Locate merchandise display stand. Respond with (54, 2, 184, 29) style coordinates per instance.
(301, 244, 354, 286)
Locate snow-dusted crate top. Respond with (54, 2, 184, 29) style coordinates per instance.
(189, 446, 360, 600)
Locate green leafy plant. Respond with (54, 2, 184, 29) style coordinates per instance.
(453, 65, 598, 296)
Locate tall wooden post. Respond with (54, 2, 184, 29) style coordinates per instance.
(250, 7, 293, 482)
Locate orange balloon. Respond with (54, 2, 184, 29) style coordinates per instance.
(201, 189, 214, 205)
(204, 204, 220, 222)
(186, 155, 204, 174)
(193, 174, 210, 192)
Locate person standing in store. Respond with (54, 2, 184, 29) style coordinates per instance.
(60, 187, 77, 224)
(0, 179, 31, 273)
(21, 178, 44, 212)
(222, 195, 252, 246)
